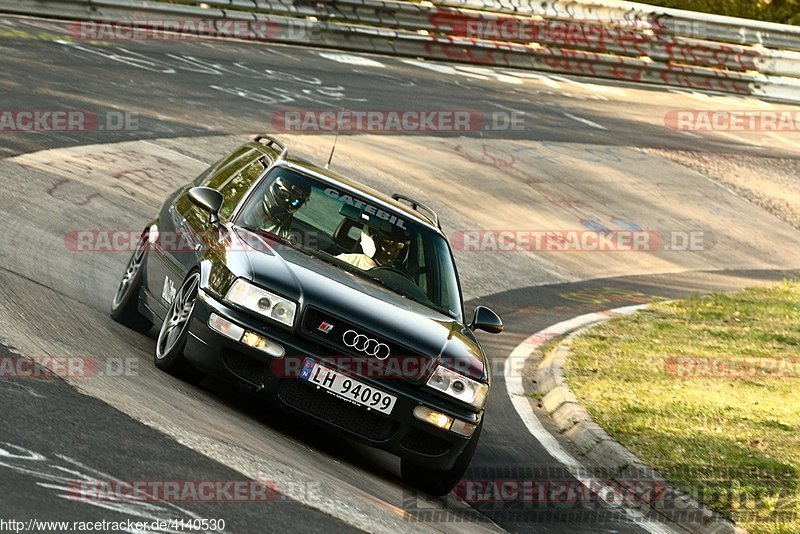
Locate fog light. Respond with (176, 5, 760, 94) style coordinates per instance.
(413, 405, 453, 430)
(450, 418, 477, 437)
(209, 313, 244, 341)
(241, 331, 285, 358)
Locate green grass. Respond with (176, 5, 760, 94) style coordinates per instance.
(643, 0, 800, 25)
(564, 281, 800, 533)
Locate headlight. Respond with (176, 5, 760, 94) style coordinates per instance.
(426, 365, 488, 409)
(225, 279, 297, 327)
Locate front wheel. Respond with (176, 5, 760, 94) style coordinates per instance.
(154, 271, 205, 384)
(400, 422, 483, 496)
(110, 234, 152, 333)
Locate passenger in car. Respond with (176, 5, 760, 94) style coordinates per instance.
(337, 228, 409, 270)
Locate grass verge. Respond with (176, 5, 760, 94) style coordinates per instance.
(565, 281, 800, 534)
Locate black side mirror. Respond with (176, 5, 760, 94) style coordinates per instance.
(188, 187, 223, 225)
(469, 306, 503, 334)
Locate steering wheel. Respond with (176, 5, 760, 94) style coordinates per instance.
(370, 265, 415, 282)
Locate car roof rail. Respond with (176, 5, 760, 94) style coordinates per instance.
(391, 194, 440, 228)
(254, 135, 289, 160)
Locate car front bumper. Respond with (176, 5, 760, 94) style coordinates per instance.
(183, 290, 482, 471)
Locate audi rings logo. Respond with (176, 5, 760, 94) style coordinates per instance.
(342, 330, 391, 360)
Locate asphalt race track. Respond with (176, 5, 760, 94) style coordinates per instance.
(1, 14, 799, 534)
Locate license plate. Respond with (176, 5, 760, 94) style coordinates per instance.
(299, 359, 397, 415)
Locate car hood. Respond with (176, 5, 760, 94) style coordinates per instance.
(231, 228, 486, 382)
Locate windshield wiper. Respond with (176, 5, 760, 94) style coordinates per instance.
(364, 274, 432, 307)
(324, 256, 403, 296)
(366, 274, 400, 294)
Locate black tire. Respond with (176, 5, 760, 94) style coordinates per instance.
(154, 271, 205, 384)
(401, 422, 483, 496)
(110, 234, 152, 333)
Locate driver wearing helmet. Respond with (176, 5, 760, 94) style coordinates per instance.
(260, 175, 310, 239)
(337, 227, 409, 270)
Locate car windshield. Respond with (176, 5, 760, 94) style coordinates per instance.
(235, 166, 462, 320)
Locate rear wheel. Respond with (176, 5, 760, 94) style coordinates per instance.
(401, 422, 482, 496)
(110, 234, 152, 333)
(154, 271, 205, 384)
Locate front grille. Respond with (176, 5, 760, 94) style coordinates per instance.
(222, 350, 265, 386)
(278, 379, 396, 441)
(401, 428, 452, 456)
(301, 308, 433, 382)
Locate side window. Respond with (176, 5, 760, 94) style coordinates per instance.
(192, 165, 215, 186)
(178, 194, 211, 232)
(192, 159, 220, 186)
(179, 148, 262, 228)
(206, 149, 258, 190)
(218, 158, 267, 220)
(193, 145, 253, 187)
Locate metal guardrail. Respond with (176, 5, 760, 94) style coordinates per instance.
(440, 0, 800, 50)
(2, 0, 800, 102)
